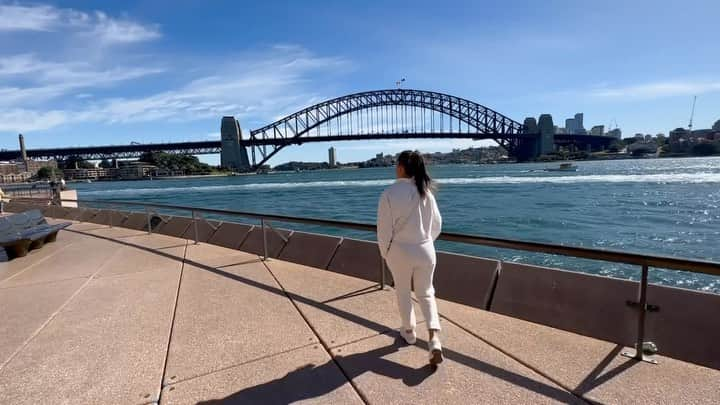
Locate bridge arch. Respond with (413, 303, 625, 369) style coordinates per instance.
(248, 89, 525, 168)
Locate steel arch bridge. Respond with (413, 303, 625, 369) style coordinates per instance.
(247, 89, 527, 168)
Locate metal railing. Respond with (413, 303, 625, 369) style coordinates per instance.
(1, 183, 53, 199)
(57, 198, 719, 364)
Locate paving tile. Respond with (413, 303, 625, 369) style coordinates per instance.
(84, 226, 150, 239)
(67, 222, 109, 232)
(96, 243, 185, 278)
(160, 345, 363, 405)
(266, 259, 417, 348)
(0, 236, 120, 288)
(0, 277, 86, 366)
(164, 261, 317, 385)
(331, 322, 580, 404)
(184, 242, 259, 269)
(0, 268, 181, 405)
(0, 236, 77, 282)
(438, 299, 720, 405)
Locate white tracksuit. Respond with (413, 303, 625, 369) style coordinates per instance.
(377, 178, 442, 331)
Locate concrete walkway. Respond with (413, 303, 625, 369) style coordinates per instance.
(1, 223, 718, 404)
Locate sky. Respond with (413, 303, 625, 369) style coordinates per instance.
(1, 0, 719, 165)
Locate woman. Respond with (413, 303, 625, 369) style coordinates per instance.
(377, 150, 443, 365)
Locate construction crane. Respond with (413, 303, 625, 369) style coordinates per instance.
(688, 96, 697, 133)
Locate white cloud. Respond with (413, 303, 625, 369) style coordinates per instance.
(590, 80, 720, 99)
(0, 4, 59, 31)
(0, 109, 69, 132)
(0, 4, 160, 43)
(89, 11, 161, 44)
(0, 54, 164, 106)
(80, 47, 349, 125)
(0, 45, 350, 133)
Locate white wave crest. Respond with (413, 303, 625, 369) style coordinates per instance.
(77, 172, 720, 197)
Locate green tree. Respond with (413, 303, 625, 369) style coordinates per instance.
(138, 152, 212, 174)
(37, 166, 63, 180)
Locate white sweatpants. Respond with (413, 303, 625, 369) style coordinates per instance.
(385, 240, 441, 331)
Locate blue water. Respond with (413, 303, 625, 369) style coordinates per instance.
(74, 157, 720, 293)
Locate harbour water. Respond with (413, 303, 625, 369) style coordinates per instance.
(74, 156, 720, 293)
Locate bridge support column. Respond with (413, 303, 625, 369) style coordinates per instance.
(220, 116, 251, 172)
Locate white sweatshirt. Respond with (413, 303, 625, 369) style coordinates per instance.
(377, 178, 442, 259)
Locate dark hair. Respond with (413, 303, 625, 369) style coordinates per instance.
(397, 150, 433, 198)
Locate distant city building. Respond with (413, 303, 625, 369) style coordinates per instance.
(328, 147, 336, 167)
(669, 128, 690, 153)
(574, 113, 586, 134)
(634, 133, 645, 140)
(590, 125, 604, 136)
(562, 113, 586, 134)
(607, 128, 622, 139)
(565, 118, 575, 133)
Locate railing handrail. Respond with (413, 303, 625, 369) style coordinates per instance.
(60, 198, 720, 277)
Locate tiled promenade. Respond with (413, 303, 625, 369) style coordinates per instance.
(1, 221, 718, 404)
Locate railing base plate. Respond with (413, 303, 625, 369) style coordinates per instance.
(621, 351, 659, 365)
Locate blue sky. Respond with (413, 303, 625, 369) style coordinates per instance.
(1, 0, 719, 165)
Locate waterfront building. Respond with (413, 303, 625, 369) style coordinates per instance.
(590, 125, 604, 136)
(0, 158, 57, 184)
(62, 163, 166, 181)
(328, 147, 337, 167)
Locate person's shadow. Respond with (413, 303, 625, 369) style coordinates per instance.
(197, 336, 436, 404)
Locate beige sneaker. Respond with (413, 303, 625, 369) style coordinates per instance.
(400, 329, 417, 345)
(428, 335, 443, 365)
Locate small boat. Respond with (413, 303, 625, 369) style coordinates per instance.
(544, 163, 578, 172)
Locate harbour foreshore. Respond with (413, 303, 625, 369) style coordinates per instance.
(0, 202, 719, 404)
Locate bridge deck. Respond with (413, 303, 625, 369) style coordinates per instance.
(1, 222, 718, 404)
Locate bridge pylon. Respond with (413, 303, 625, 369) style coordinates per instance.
(220, 116, 251, 172)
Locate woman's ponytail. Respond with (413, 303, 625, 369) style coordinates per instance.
(397, 150, 433, 198)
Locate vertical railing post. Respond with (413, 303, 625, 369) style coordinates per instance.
(108, 206, 113, 228)
(380, 259, 387, 290)
(622, 264, 657, 364)
(146, 208, 152, 235)
(634, 264, 649, 359)
(192, 210, 199, 245)
(261, 218, 268, 261)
